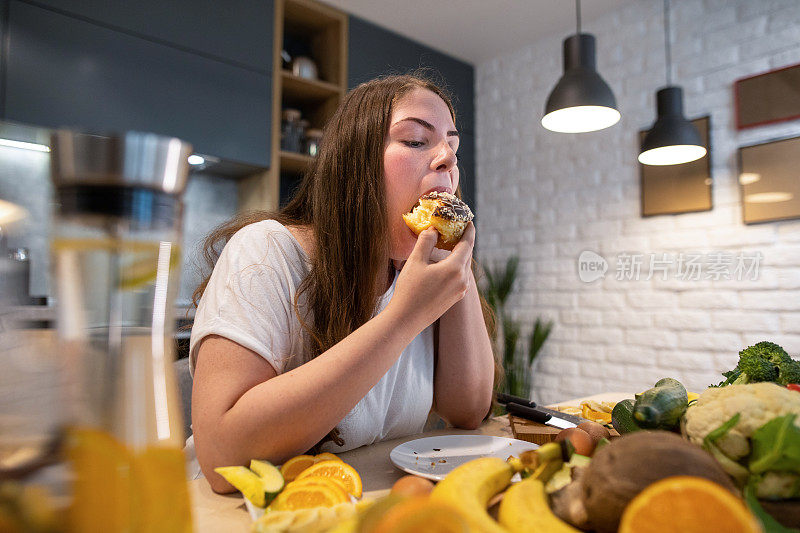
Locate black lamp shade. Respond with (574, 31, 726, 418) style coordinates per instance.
(542, 34, 620, 133)
(639, 86, 707, 165)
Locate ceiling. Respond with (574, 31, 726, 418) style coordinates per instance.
(323, 0, 634, 65)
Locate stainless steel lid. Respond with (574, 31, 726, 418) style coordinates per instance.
(49, 130, 193, 195)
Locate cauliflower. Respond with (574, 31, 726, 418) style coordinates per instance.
(685, 383, 800, 456)
(684, 383, 800, 496)
(756, 471, 800, 500)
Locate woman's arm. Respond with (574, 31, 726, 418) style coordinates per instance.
(193, 226, 473, 493)
(192, 305, 418, 493)
(433, 267, 495, 429)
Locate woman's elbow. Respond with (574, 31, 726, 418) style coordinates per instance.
(206, 469, 236, 494)
(454, 416, 483, 430)
(196, 443, 238, 494)
(447, 408, 487, 430)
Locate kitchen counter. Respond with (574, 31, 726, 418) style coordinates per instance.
(0, 304, 195, 332)
(188, 392, 631, 531)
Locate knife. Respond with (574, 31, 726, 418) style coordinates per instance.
(496, 392, 537, 409)
(505, 402, 579, 430)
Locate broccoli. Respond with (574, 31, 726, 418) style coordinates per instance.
(738, 349, 779, 383)
(712, 341, 800, 387)
(777, 359, 800, 386)
(715, 368, 743, 387)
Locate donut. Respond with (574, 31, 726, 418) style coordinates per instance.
(402, 191, 474, 250)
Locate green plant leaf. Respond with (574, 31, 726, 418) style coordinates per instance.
(482, 265, 499, 311)
(749, 414, 800, 475)
(744, 478, 800, 533)
(496, 256, 519, 306)
(703, 413, 741, 448)
(529, 317, 553, 365)
(503, 318, 520, 369)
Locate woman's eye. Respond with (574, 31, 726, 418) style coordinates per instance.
(403, 140, 425, 148)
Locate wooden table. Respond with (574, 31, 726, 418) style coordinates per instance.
(188, 392, 631, 531)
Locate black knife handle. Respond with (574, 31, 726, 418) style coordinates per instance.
(496, 392, 537, 409)
(505, 402, 552, 424)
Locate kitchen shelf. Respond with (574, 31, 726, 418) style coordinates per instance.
(281, 70, 342, 102)
(239, 0, 347, 212)
(280, 150, 315, 174)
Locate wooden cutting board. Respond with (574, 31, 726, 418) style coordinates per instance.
(508, 414, 620, 445)
(508, 414, 563, 444)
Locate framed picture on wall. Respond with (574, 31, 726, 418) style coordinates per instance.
(735, 62, 800, 130)
(639, 116, 712, 217)
(739, 135, 800, 224)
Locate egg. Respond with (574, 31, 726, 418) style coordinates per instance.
(555, 427, 596, 457)
(577, 421, 611, 443)
(391, 475, 435, 497)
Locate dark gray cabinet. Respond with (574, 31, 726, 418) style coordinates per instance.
(22, 0, 273, 72)
(348, 16, 474, 134)
(348, 15, 476, 211)
(6, 1, 271, 167)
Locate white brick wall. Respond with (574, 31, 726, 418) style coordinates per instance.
(475, 0, 800, 404)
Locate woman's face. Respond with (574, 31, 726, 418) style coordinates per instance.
(384, 87, 460, 260)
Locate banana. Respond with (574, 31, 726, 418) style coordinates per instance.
(429, 457, 512, 533)
(498, 477, 579, 533)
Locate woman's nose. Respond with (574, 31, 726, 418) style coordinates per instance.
(432, 142, 457, 172)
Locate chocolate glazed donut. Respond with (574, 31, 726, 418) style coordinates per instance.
(403, 192, 474, 250)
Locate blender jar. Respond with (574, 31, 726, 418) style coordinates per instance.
(49, 130, 193, 532)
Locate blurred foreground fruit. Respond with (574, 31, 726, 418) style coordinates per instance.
(252, 501, 359, 533)
(618, 476, 762, 533)
(369, 496, 469, 533)
(498, 476, 579, 533)
(429, 457, 512, 533)
(582, 431, 737, 532)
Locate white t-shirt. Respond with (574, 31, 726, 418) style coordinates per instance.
(188, 219, 435, 455)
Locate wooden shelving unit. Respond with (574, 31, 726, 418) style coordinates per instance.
(239, 0, 348, 212)
(280, 150, 315, 174)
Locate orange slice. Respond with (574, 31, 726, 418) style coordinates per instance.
(279, 454, 316, 482)
(315, 452, 342, 463)
(268, 483, 347, 511)
(372, 496, 470, 533)
(288, 477, 350, 501)
(295, 460, 363, 499)
(581, 403, 612, 424)
(619, 476, 762, 533)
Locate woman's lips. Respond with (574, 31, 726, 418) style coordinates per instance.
(423, 186, 453, 196)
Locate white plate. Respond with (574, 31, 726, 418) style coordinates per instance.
(389, 435, 538, 481)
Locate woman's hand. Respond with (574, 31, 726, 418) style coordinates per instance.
(388, 222, 475, 334)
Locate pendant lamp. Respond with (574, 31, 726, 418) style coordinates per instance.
(542, 0, 620, 133)
(638, 0, 706, 166)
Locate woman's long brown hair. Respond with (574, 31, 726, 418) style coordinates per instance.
(192, 73, 501, 447)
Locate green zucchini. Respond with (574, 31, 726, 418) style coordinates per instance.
(633, 377, 688, 430)
(611, 399, 640, 434)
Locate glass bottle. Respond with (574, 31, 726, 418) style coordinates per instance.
(49, 130, 193, 533)
(280, 109, 302, 153)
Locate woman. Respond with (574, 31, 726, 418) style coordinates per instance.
(189, 73, 497, 493)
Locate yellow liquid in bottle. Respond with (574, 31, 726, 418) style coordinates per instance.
(54, 237, 192, 532)
(67, 427, 192, 533)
